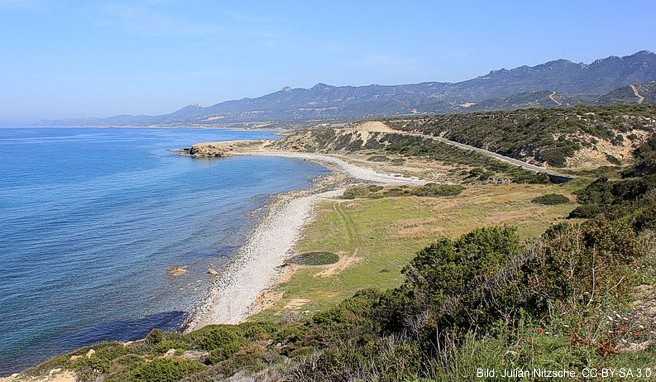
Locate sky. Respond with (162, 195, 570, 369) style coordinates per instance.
(0, 0, 654, 121)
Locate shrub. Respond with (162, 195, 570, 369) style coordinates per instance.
(287, 336, 422, 382)
(287, 252, 339, 266)
(531, 193, 570, 205)
(367, 155, 389, 162)
(376, 227, 523, 334)
(411, 183, 464, 197)
(568, 204, 602, 218)
(143, 329, 190, 354)
(605, 153, 622, 165)
(123, 358, 205, 382)
(341, 186, 371, 199)
(190, 326, 244, 363)
(70, 343, 130, 381)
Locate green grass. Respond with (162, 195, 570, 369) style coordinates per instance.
(252, 183, 577, 320)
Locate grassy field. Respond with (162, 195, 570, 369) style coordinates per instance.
(252, 183, 578, 321)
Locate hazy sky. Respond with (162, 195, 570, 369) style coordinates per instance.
(1, 0, 654, 121)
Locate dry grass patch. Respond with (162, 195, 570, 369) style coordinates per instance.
(251, 183, 577, 321)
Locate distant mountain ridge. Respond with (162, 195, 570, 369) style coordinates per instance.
(66, 50, 656, 125)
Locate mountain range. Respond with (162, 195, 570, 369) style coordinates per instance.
(66, 50, 656, 126)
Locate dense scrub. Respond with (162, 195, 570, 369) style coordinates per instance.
(378, 134, 551, 184)
(531, 193, 570, 205)
(341, 183, 465, 200)
(278, 127, 552, 184)
(286, 251, 339, 266)
(387, 104, 656, 167)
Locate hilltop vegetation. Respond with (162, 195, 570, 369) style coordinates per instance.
(277, 127, 552, 184)
(387, 104, 656, 168)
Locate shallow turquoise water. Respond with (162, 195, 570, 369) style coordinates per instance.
(0, 127, 328, 375)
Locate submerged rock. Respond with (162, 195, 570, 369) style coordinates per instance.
(167, 265, 188, 277)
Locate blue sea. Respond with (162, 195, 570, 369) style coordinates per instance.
(0, 127, 328, 375)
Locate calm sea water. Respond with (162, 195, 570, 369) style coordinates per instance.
(0, 127, 328, 375)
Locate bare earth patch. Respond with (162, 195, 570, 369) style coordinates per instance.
(315, 255, 361, 278)
(1, 370, 77, 382)
(284, 298, 312, 310)
(567, 130, 650, 168)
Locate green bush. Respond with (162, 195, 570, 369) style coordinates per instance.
(605, 153, 622, 165)
(411, 183, 464, 197)
(531, 193, 570, 205)
(341, 185, 371, 199)
(387, 104, 656, 168)
(190, 326, 244, 363)
(367, 155, 389, 162)
(70, 343, 130, 381)
(143, 329, 190, 354)
(123, 358, 205, 382)
(287, 252, 340, 265)
(568, 204, 602, 218)
(343, 183, 464, 199)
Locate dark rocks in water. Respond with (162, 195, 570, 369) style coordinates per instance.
(179, 143, 228, 158)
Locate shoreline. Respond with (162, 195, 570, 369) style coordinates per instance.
(185, 184, 343, 330)
(185, 145, 425, 329)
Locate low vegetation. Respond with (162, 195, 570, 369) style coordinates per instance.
(257, 183, 576, 319)
(531, 193, 570, 205)
(387, 104, 656, 167)
(342, 183, 465, 200)
(368, 133, 551, 184)
(287, 252, 339, 266)
(569, 136, 656, 219)
(279, 127, 552, 184)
